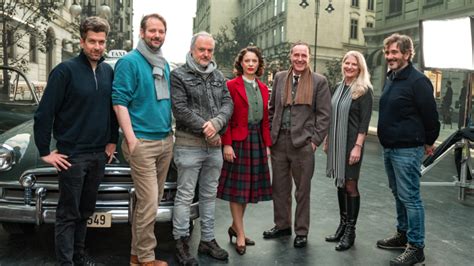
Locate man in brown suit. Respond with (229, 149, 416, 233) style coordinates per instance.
(263, 42, 331, 248)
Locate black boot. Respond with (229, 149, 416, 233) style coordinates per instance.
(325, 188, 347, 242)
(335, 196, 359, 251)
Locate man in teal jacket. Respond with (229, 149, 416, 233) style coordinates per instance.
(112, 13, 172, 266)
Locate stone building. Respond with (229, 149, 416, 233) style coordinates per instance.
(194, 0, 376, 83)
(1, 0, 133, 85)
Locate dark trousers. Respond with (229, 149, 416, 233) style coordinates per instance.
(55, 152, 105, 266)
(270, 132, 315, 236)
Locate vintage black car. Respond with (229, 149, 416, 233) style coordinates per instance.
(0, 59, 198, 234)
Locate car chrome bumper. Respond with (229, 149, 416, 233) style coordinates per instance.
(0, 187, 199, 225)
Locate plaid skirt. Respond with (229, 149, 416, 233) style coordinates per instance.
(217, 123, 272, 203)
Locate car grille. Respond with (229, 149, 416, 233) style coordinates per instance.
(0, 165, 178, 207)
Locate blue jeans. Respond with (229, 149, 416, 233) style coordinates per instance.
(172, 146, 223, 241)
(55, 152, 105, 266)
(383, 146, 425, 247)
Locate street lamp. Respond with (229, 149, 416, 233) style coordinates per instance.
(70, 0, 108, 18)
(69, 0, 130, 50)
(299, 0, 335, 72)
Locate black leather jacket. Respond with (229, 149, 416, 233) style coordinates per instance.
(170, 64, 233, 136)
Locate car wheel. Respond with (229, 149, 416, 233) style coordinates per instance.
(1, 222, 36, 234)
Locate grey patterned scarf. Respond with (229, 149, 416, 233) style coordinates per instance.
(326, 82, 353, 188)
(186, 51, 216, 78)
(136, 39, 169, 100)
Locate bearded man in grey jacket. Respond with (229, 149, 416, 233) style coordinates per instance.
(170, 31, 233, 265)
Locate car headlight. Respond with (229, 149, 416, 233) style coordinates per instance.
(0, 144, 15, 171)
(20, 174, 36, 188)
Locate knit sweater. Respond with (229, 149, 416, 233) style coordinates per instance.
(34, 51, 118, 157)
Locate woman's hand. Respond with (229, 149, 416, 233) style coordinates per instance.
(223, 145, 236, 162)
(348, 145, 362, 165)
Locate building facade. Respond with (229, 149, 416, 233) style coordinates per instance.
(194, 0, 376, 82)
(1, 0, 133, 85)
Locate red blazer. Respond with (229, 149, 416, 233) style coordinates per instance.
(221, 76, 272, 147)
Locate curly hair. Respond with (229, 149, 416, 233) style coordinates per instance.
(383, 33, 415, 61)
(233, 46, 265, 77)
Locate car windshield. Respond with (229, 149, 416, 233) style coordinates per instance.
(0, 67, 37, 105)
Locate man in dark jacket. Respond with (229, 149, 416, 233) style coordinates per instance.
(34, 17, 118, 266)
(376, 33, 440, 266)
(171, 31, 233, 265)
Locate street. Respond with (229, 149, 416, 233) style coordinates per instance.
(0, 136, 473, 265)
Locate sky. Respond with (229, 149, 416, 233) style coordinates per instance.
(132, 0, 197, 64)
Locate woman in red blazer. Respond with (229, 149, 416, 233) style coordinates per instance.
(217, 46, 272, 255)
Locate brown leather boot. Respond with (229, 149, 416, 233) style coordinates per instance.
(130, 254, 140, 266)
(139, 260, 168, 266)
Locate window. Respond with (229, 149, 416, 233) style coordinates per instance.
(425, 0, 443, 4)
(366, 22, 374, 28)
(29, 35, 38, 63)
(280, 25, 285, 42)
(274, 0, 278, 16)
(281, 0, 285, 12)
(7, 31, 15, 59)
(350, 19, 358, 39)
(273, 28, 277, 45)
(367, 0, 374, 11)
(388, 0, 402, 14)
(351, 0, 359, 8)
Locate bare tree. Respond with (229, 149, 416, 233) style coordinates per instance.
(1, 0, 59, 90)
(214, 17, 255, 78)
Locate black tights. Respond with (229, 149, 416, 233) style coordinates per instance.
(344, 180, 359, 197)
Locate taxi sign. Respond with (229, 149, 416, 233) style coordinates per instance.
(107, 49, 127, 58)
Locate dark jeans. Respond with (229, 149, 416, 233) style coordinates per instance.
(55, 152, 105, 266)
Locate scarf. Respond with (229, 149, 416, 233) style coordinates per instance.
(282, 66, 313, 106)
(186, 51, 217, 77)
(136, 39, 169, 100)
(326, 81, 353, 188)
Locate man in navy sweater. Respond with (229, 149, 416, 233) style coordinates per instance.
(34, 17, 118, 266)
(376, 33, 440, 266)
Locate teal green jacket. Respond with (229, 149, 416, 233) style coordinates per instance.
(112, 49, 171, 140)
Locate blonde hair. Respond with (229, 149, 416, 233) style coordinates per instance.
(341, 51, 372, 99)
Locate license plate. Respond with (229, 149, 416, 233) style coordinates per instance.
(87, 212, 112, 228)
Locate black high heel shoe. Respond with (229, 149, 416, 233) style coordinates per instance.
(228, 227, 255, 246)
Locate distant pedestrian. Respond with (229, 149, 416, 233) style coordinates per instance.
(457, 79, 468, 129)
(376, 33, 440, 266)
(324, 50, 373, 251)
(217, 46, 272, 255)
(34, 16, 118, 265)
(441, 80, 453, 128)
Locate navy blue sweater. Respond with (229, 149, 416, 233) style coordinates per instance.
(377, 63, 440, 148)
(34, 51, 118, 157)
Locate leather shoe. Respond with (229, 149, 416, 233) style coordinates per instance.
(294, 235, 307, 248)
(263, 226, 291, 239)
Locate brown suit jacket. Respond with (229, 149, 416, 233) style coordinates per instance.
(269, 70, 331, 148)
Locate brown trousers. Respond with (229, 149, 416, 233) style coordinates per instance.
(270, 131, 314, 236)
(122, 136, 173, 262)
